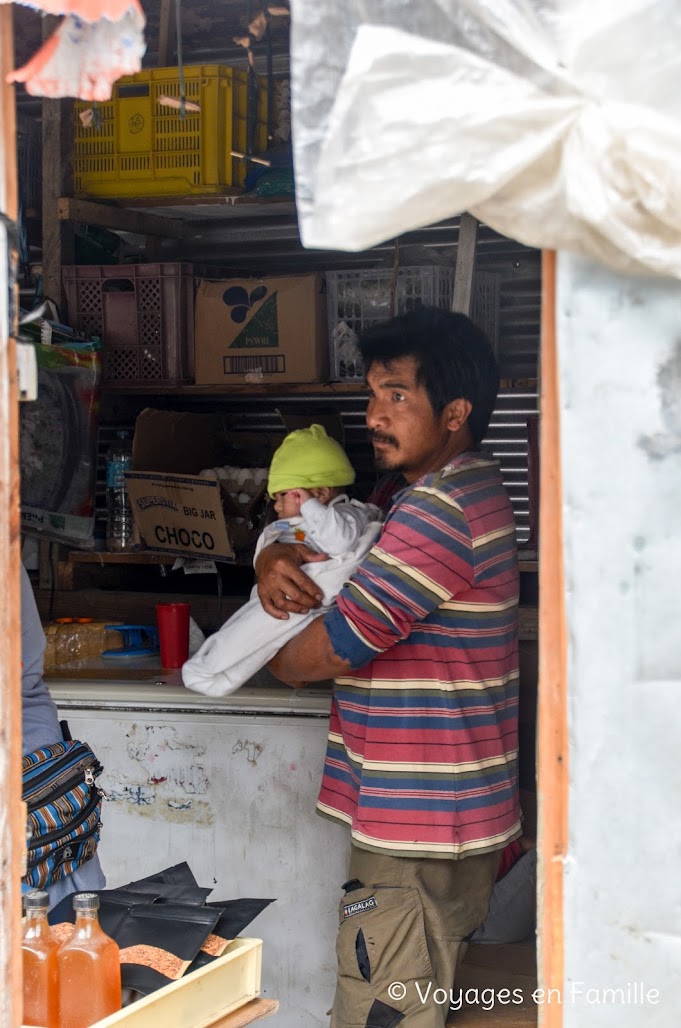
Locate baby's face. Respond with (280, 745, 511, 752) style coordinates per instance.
(272, 489, 305, 519)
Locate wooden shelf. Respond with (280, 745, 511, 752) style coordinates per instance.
(104, 381, 369, 397)
(124, 194, 294, 211)
(518, 549, 538, 573)
(103, 378, 537, 398)
(58, 195, 295, 237)
(69, 549, 536, 573)
(518, 561, 538, 572)
(67, 551, 252, 569)
(68, 551, 175, 565)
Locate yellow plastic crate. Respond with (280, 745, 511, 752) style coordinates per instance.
(74, 66, 268, 198)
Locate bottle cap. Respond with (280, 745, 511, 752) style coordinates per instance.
(23, 890, 49, 910)
(75, 618, 95, 623)
(55, 617, 74, 624)
(73, 892, 100, 911)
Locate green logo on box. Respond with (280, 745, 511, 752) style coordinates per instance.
(223, 287, 278, 349)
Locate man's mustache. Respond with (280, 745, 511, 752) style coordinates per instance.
(369, 431, 399, 447)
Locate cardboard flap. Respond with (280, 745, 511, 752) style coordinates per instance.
(223, 430, 281, 467)
(132, 409, 228, 475)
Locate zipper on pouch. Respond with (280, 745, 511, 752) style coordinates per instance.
(27, 790, 101, 855)
(24, 743, 96, 791)
(25, 753, 102, 812)
(27, 820, 101, 872)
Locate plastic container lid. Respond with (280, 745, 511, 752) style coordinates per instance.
(73, 892, 100, 911)
(24, 890, 49, 909)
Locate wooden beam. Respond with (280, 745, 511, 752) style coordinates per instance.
(57, 197, 190, 240)
(537, 249, 566, 1026)
(0, 9, 24, 1025)
(452, 212, 479, 316)
(157, 0, 177, 66)
(42, 18, 74, 312)
(100, 378, 536, 397)
(149, 0, 178, 255)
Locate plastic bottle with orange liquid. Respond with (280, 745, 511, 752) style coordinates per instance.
(57, 892, 121, 1027)
(22, 889, 59, 1028)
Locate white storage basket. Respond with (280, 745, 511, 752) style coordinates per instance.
(326, 266, 454, 381)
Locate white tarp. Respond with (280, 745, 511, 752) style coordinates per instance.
(289, 0, 681, 278)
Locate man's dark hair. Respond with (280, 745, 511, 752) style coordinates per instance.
(358, 306, 499, 444)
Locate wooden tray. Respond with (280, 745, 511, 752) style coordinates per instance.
(91, 938, 263, 1028)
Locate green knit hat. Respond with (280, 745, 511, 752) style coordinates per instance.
(268, 424, 355, 495)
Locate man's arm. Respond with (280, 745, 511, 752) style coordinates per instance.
(267, 616, 351, 685)
(269, 482, 487, 685)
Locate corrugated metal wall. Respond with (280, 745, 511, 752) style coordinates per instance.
(174, 212, 540, 380)
(98, 218, 540, 547)
(98, 388, 538, 547)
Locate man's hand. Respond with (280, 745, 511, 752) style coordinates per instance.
(255, 542, 328, 620)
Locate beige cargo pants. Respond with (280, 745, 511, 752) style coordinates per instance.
(330, 844, 500, 1028)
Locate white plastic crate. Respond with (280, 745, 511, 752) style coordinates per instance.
(326, 266, 501, 382)
(326, 266, 453, 381)
(470, 270, 500, 357)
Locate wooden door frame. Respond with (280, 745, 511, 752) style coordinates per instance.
(0, 46, 568, 1017)
(0, 7, 23, 1026)
(537, 250, 567, 1024)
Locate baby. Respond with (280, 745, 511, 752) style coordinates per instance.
(182, 425, 383, 696)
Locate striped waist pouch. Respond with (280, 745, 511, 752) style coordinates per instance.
(22, 739, 103, 889)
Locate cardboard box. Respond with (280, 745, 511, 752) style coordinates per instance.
(126, 410, 235, 561)
(125, 410, 277, 562)
(194, 274, 328, 386)
(126, 470, 235, 561)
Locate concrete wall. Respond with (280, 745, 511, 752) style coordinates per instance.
(557, 254, 681, 1026)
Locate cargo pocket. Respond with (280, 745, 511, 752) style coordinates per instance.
(332, 885, 433, 1027)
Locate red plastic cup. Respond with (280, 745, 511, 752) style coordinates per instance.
(156, 603, 190, 668)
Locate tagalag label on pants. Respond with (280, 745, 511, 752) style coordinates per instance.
(343, 896, 378, 919)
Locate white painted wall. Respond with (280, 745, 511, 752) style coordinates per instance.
(557, 255, 681, 1026)
(62, 708, 349, 1027)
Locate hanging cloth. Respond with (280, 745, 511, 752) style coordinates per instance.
(4, 0, 145, 100)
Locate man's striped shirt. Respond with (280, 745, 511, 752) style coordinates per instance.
(320, 452, 521, 858)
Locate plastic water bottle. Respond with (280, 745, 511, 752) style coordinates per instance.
(105, 430, 134, 552)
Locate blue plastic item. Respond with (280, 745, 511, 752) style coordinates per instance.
(102, 624, 159, 658)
